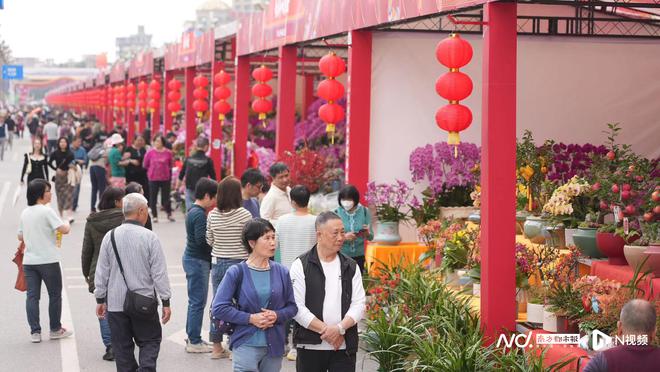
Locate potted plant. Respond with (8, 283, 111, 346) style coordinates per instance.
(409, 142, 480, 219)
(622, 221, 657, 272)
(573, 216, 605, 258)
(542, 176, 594, 247)
(515, 243, 535, 316)
(440, 229, 469, 284)
(526, 286, 547, 324)
(597, 224, 635, 265)
(365, 180, 414, 245)
(543, 246, 582, 332)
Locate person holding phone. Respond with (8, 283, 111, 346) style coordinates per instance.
(334, 185, 373, 274)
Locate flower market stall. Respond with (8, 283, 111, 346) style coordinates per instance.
(45, 0, 660, 370)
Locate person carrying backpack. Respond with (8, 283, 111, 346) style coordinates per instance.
(177, 136, 216, 212)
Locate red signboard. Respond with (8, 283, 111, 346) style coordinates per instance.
(109, 62, 126, 83)
(237, 0, 489, 55)
(164, 30, 215, 71)
(128, 51, 154, 78)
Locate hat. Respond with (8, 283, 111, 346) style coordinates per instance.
(108, 133, 124, 146)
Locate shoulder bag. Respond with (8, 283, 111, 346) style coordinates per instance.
(210, 262, 244, 335)
(110, 229, 159, 319)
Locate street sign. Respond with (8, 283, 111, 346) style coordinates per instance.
(0, 1, 4, 10)
(2, 65, 23, 80)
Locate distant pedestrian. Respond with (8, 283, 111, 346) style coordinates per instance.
(18, 179, 73, 343)
(178, 136, 216, 211)
(143, 135, 174, 222)
(260, 163, 291, 222)
(48, 137, 75, 221)
(88, 140, 109, 213)
(21, 138, 49, 185)
(290, 212, 366, 372)
(125, 182, 153, 231)
(182, 178, 218, 353)
(241, 168, 266, 218)
(43, 119, 60, 153)
(125, 135, 149, 198)
(27, 115, 39, 138)
(335, 185, 373, 274)
(5, 112, 16, 149)
(107, 133, 130, 189)
(0, 116, 7, 161)
(212, 218, 298, 371)
(206, 176, 253, 359)
(81, 187, 126, 361)
(71, 137, 88, 212)
(94, 193, 172, 372)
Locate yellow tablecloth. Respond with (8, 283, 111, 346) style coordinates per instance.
(365, 242, 430, 275)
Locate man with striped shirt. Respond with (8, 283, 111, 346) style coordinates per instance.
(94, 193, 172, 372)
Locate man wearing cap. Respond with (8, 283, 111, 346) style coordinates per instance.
(107, 134, 130, 188)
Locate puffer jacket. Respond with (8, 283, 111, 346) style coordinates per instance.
(81, 208, 124, 293)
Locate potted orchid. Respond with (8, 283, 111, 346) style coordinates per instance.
(409, 142, 480, 220)
(542, 175, 593, 247)
(365, 180, 415, 245)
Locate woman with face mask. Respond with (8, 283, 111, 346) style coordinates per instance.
(334, 185, 373, 273)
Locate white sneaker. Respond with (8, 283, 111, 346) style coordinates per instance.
(286, 348, 297, 361)
(31, 333, 41, 343)
(185, 341, 212, 353)
(49, 327, 73, 340)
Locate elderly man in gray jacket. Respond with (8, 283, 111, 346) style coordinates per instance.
(94, 193, 171, 372)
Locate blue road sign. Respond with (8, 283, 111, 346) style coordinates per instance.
(2, 65, 24, 80)
(0, 1, 4, 10)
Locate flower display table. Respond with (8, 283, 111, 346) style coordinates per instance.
(590, 261, 659, 300)
(529, 330, 591, 372)
(365, 242, 429, 275)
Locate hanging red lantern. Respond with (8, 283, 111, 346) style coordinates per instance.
(435, 33, 474, 152)
(192, 99, 209, 113)
(317, 52, 346, 143)
(147, 78, 161, 114)
(213, 70, 232, 121)
(319, 52, 346, 78)
(167, 78, 182, 116)
(192, 74, 210, 117)
(193, 74, 209, 88)
(193, 87, 208, 100)
(251, 66, 273, 123)
(436, 34, 473, 69)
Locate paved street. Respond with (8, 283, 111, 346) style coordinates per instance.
(0, 136, 378, 372)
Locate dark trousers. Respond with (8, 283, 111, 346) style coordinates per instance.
(353, 256, 366, 275)
(296, 348, 356, 372)
(72, 183, 81, 211)
(90, 165, 107, 210)
(148, 180, 171, 218)
(24, 263, 62, 334)
(107, 311, 162, 372)
(47, 140, 58, 155)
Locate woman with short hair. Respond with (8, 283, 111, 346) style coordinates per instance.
(335, 185, 373, 274)
(206, 176, 253, 359)
(18, 179, 72, 343)
(212, 218, 297, 371)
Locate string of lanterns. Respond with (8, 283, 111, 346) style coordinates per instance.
(138, 81, 148, 113)
(317, 52, 346, 144)
(192, 74, 210, 118)
(251, 65, 273, 127)
(435, 33, 474, 157)
(167, 78, 182, 117)
(147, 79, 161, 114)
(213, 70, 232, 121)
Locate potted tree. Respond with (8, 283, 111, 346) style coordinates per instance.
(517, 131, 553, 242)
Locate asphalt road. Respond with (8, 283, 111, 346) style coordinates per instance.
(0, 136, 378, 372)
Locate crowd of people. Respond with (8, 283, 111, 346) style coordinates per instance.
(13, 106, 660, 372)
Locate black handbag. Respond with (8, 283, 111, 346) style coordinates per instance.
(110, 229, 158, 319)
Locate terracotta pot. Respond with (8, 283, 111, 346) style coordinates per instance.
(526, 302, 544, 324)
(642, 244, 660, 277)
(624, 245, 650, 272)
(524, 216, 548, 244)
(596, 232, 629, 265)
(573, 228, 605, 258)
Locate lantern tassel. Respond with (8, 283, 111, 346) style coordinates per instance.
(219, 114, 225, 121)
(197, 112, 203, 118)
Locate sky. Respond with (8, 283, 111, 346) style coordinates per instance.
(0, 0, 226, 63)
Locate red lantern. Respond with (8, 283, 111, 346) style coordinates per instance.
(317, 79, 345, 102)
(149, 80, 161, 91)
(251, 99, 273, 117)
(319, 52, 346, 78)
(251, 83, 272, 98)
(167, 101, 181, 113)
(435, 33, 473, 69)
(167, 79, 182, 116)
(435, 72, 473, 102)
(168, 91, 181, 102)
(193, 87, 208, 100)
(252, 66, 273, 82)
(138, 81, 147, 91)
(193, 99, 209, 113)
(193, 74, 209, 88)
(167, 79, 182, 90)
(213, 101, 232, 120)
(435, 33, 474, 150)
(435, 104, 472, 144)
(214, 71, 231, 86)
(318, 103, 345, 124)
(214, 86, 231, 100)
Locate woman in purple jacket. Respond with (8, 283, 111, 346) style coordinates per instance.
(212, 218, 297, 371)
(143, 135, 174, 222)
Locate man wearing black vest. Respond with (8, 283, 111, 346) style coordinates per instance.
(290, 211, 366, 372)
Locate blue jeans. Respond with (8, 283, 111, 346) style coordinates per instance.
(90, 165, 107, 211)
(233, 345, 282, 372)
(182, 255, 211, 345)
(210, 258, 243, 342)
(24, 263, 62, 334)
(99, 317, 112, 347)
(72, 183, 81, 211)
(185, 188, 195, 212)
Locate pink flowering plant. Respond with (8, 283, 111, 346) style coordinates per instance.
(365, 180, 415, 222)
(409, 142, 480, 207)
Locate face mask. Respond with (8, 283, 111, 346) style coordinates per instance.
(341, 200, 355, 210)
